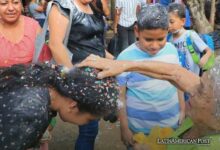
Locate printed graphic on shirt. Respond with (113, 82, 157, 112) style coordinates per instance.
(174, 41, 190, 70)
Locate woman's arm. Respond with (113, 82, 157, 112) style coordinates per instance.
(113, 7, 121, 34)
(105, 50, 114, 59)
(48, 5, 73, 68)
(101, 0, 110, 17)
(78, 55, 200, 93)
(118, 60, 200, 93)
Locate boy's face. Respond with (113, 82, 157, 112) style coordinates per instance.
(134, 27, 167, 56)
(168, 12, 185, 33)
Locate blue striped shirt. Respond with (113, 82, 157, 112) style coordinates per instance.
(117, 42, 180, 134)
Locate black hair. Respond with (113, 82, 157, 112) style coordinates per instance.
(137, 4, 168, 30)
(55, 66, 119, 117)
(168, 3, 186, 19)
(0, 63, 119, 117)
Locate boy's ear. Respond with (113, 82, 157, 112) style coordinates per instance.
(134, 25, 139, 38)
(67, 100, 79, 113)
(181, 18, 186, 26)
(69, 101, 77, 109)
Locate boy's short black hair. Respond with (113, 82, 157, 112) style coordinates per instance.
(168, 3, 186, 19)
(137, 4, 168, 30)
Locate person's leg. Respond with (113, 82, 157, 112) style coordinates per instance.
(75, 120, 99, 150)
(116, 25, 129, 56)
(128, 28, 136, 46)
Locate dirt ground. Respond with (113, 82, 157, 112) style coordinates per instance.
(49, 116, 126, 150)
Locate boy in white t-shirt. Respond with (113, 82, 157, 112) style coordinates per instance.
(168, 3, 212, 75)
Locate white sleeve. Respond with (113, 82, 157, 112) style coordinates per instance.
(190, 31, 208, 53)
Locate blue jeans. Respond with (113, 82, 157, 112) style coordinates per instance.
(36, 18, 45, 28)
(75, 120, 99, 150)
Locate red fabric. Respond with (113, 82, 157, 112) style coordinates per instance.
(38, 44, 52, 62)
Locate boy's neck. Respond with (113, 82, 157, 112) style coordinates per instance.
(173, 28, 186, 38)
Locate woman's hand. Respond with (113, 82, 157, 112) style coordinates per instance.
(78, 54, 127, 78)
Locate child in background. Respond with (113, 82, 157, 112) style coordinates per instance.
(168, 3, 212, 75)
(174, 0, 192, 29)
(116, 4, 185, 149)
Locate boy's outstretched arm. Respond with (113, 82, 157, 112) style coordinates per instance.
(78, 55, 200, 94)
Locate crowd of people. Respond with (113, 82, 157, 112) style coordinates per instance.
(0, 0, 220, 150)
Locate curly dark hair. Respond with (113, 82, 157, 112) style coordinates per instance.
(137, 4, 168, 30)
(0, 63, 119, 117)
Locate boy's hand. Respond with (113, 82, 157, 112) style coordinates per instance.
(199, 56, 208, 67)
(199, 48, 213, 68)
(121, 128, 135, 147)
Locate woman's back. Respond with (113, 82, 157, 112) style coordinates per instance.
(0, 86, 54, 150)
